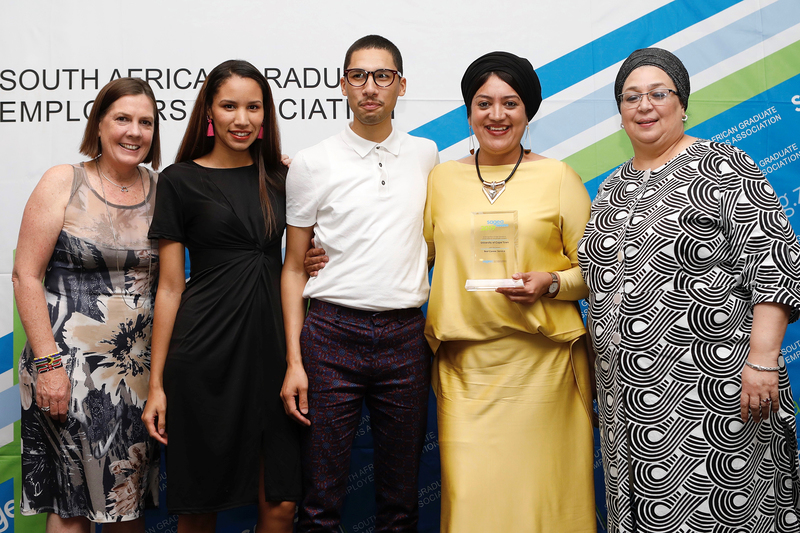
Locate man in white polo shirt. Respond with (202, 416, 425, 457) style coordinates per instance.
(280, 35, 439, 532)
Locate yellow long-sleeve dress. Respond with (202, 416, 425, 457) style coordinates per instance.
(424, 159, 597, 533)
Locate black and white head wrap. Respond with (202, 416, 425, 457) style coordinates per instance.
(614, 47, 690, 111)
(461, 51, 542, 121)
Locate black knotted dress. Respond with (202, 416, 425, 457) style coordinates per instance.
(148, 161, 301, 513)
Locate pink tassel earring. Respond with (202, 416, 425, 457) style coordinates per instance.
(207, 118, 214, 137)
(257, 125, 264, 139)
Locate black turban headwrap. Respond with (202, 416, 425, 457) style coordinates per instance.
(614, 47, 690, 112)
(461, 51, 542, 121)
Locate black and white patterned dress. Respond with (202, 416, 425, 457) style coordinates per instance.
(578, 140, 800, 532)
(19, 163, 159, 522)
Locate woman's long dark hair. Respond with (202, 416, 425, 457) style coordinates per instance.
(176, 59, 285, 236)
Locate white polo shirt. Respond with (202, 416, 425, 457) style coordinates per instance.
(286, 124, 439, 312)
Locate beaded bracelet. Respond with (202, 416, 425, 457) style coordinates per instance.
(33, 352, 63, 374)
(745, 360, 780, 372)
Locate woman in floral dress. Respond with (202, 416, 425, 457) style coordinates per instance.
(12, 77, 161, 532)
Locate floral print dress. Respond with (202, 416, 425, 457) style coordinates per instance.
(19, 163, 159, 522)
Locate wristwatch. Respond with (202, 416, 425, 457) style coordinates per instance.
(547, 272, 560, 297)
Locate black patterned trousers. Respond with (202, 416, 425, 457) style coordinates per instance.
(296, 299, 431, 533)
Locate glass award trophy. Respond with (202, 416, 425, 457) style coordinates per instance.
(465, 211, 524, 291)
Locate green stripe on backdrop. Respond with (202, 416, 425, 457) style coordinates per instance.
(565, 39, 800, 183)
(11, 254, 46, 531)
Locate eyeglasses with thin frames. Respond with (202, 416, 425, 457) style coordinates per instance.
(343, 69, 401, 88)
(617, 88, 678, 108)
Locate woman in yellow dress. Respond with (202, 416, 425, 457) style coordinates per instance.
(424, 51, 596, 532)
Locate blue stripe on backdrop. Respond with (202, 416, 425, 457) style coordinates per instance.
(411, 0, 745, 150)
(528, 0, 800, 154)
(0, 334, 19, 430)
(532, 0, 743, 97)
(410, 0, 800, 154)
(0, 388, 19, 430)
(410, 106, 468, 155)
(0, 333, 12, 373)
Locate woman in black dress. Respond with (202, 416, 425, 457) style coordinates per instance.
(142, 60, 301, 533)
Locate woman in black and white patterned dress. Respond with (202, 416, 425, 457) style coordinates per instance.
(578, 48, 800, 533)
(13, 78, 160, 532)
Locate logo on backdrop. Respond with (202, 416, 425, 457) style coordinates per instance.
(782, 339, 800, 365)
(761, 143, 800, 177)
(0, 479, 13, 533)
(709, 105, 782, 145)
(0, 67, 353, 123)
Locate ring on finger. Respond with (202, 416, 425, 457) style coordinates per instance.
(40, 406, 50, 412)
(761, 398, 772, 404)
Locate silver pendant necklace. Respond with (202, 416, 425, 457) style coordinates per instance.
(97, 158, 138, 193)
(475, 144, 525, 204)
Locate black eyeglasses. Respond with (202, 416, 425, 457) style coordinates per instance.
(617, 88, 678, 108)
(343, 69, 401, 88)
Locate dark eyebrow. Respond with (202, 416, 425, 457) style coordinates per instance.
(474, 93, 521, 100)
(114, 111, 155, 122)
(218, 99, 263, 105)
(623, 82, 670, 93)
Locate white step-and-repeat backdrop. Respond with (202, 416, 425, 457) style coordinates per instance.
(2, 0, 799, 531)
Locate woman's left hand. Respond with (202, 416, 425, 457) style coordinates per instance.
(740, 365, 779, 423)
(740, 303, 790, 422)
(496, 271, 552, 304)
(36, 367, 71, 423)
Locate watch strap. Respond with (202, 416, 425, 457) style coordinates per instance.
(548, 272, 559, 296)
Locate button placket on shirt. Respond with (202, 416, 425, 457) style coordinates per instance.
(376, 145, 389, 198)
(610, 168, 653, 347)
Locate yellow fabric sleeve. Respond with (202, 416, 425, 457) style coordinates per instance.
(554, 163, 590, 301)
